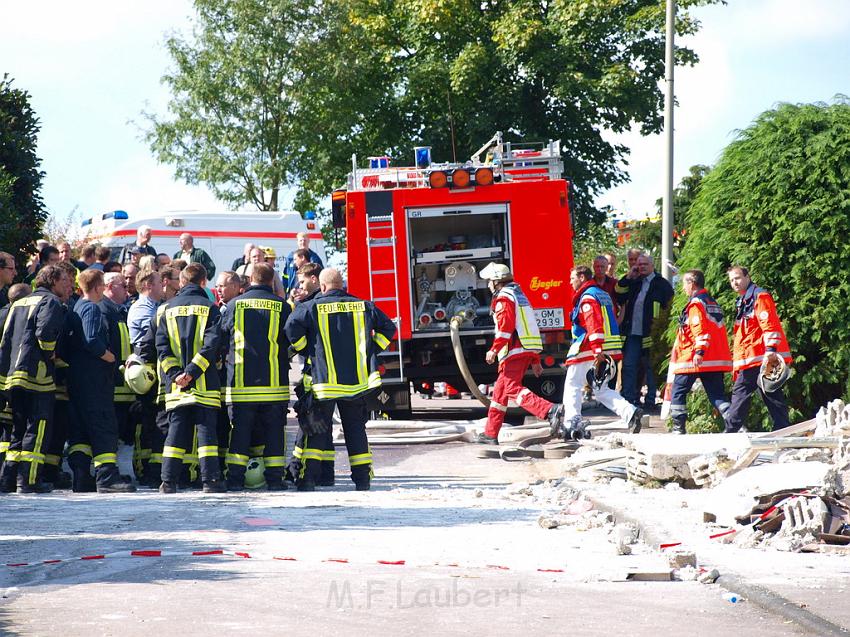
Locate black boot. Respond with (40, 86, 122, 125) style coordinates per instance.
(547, 404, 565, 437)
(296, 479, 316, 492)
(202, 480, 227, 493)
(0, 462, 18, 493)
(354, 479, 370, 491)
(17, 462, 52, 493)
(159, 481, 178, 494)
(17, 480, 53, 494)
(266, 479, 288, 491)
(628, 408, 646, 434)
(72, 470, 97, 493)
(96, 465, 137, 493)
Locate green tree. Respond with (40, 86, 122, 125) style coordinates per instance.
(148, 0, 721, 227)
(144, 0, 320, 210)
(678, 100, 850, 423)
(0, 74, 47, 268)
(304, 0, 720, 230)
(655, 163, 710, 254)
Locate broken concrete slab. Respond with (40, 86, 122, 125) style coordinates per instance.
(779, 496, 829, 537)
(625, 433, 752, 484)
(688, 451, 734, 488)
(704, 462, 833, 526)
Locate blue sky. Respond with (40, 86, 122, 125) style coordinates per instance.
(1, 0, 848, 228)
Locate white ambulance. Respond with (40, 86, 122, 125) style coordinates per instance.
(82, 210, 325, 274)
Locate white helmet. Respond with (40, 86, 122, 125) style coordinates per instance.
(479, 262, 511, 282)
(123, 354, 157, 395)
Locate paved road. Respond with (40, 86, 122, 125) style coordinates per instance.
(0, 437, 816, 637)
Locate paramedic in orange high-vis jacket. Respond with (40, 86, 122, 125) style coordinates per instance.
(725, 266, 792, 432)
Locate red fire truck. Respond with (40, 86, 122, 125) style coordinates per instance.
(332, 132, 575, 417)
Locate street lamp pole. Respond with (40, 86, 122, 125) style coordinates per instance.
(662, 0, 676, 280)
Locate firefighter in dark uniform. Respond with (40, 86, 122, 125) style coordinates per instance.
(100, 272, 138, 472)
(284, 262, 334, 486)
(0, 266, 71, 493)
(155, 263, 225, 493)
(42, 260, 79, 489)
(132, 313, 168, 487)
(66, 269, 136, 493)
(219, 263, 291, 491)
(0, 284, 32, 473)
(284, 268, 396, 491)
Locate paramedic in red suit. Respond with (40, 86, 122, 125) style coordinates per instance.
(477, 263, 563, 444)
(562, 266, 646, 435)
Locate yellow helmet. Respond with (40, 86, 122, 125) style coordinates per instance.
(123, 354, 157, 394)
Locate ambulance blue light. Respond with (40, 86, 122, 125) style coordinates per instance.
(304, 210, 316, 220)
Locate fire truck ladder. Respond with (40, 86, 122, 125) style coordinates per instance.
(365, 211, 405, 387)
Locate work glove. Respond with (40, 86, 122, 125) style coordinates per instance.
(294, 393, 331, 436)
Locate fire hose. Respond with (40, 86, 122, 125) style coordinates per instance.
(449, 315, 492, 408)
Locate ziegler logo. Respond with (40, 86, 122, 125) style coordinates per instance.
(530, 277, 563, 291)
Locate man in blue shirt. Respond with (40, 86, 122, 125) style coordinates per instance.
(127, 270, 163, 347)
(284, 233, 323, 292)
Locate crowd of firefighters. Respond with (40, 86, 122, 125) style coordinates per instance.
(477, 250, 792, 444)
(0, 225, 793, 494)
(0, 229, 396, 494)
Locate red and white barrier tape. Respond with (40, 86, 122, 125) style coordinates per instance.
(4, 548, 566, 573)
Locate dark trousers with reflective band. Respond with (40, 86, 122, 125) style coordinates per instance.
(226, 401, 287, 484)
(0, 408, 11, 467)
(670, 372, 730, 432)
(725, 365, 790, 433)
(2, 388, 54, 486)
(216, 406, 230, 472)
(162, 405, 220, 483)
(290, 428, 334, 483)
(42, 397, 70, 482)
(129, 395, 164, 483)
(302, 397, 371, 485)
(67, 400, 121, 486)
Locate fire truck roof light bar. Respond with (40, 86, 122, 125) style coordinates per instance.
(347, 133, 562, 192)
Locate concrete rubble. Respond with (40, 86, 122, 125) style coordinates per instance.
(560, 398, 850, 553)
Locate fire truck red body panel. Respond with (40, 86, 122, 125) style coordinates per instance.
(336, 136, 574, 413)
(345, 180, 574, 340)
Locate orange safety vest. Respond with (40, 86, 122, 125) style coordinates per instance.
(671, 289, 732, 375)
(733, 283, 792, 373)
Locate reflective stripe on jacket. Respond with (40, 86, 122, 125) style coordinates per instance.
(489, 283, 542, 363)
(733, 283, 792, 372)
(0, 289, 65, 393)
(220, 284, 292, 404)
(155, 283, 222, 410)
(285, 288, 396, 400)
(671, 289, 732, 374)
(565, 281, 622, 366)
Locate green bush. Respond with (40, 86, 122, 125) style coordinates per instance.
(674, 100, 850, 423)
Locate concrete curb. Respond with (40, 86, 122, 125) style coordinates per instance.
(584, 492, 850, 636)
